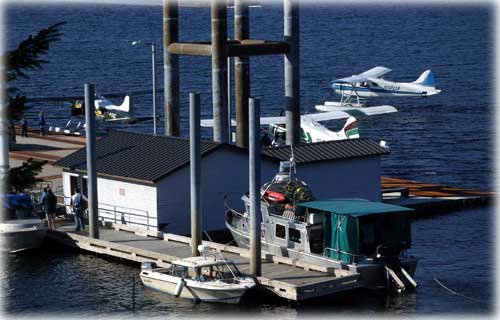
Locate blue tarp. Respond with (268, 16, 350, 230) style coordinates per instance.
(0, 193, 33, 209)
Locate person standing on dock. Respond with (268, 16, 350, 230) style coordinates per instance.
(38, 111, 46, 136)
(43, 187, 57, 229)
(71, 188, 87, 232)
(20, 115, 28, 137)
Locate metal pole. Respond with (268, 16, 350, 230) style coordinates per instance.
(190, 92, 202, 256)
(0, 93, 9, 189)
(211, 0, 229, 143)
(227, 53, 231, 143)
(152, 43, 157, 135)
(163, 0, 180, 136)
(249, 97, 261, 276)
(85, 83, 99, 239)
(235, 0, 250, 148)
(284, 0, 300, 146)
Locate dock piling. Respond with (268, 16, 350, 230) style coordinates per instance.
(189, 92, 202, 256)
(211, 0, 229, 143)
(249, 97, 262, 276)
(163, 0, 180, 136)
(84, 83, 99, 239)
(284, 0, 300, 145)
(0, 96, 9, 184)
(235, 0, 250, 148)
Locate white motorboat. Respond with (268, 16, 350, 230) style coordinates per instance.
(140, 246, 256, 304)
(0, 193, 48, 253)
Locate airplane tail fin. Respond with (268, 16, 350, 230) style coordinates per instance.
(339, 116, 359, 139)
(413, 70, 436, 87)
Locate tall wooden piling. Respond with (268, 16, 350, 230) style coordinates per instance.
(284, 0, 300, 145)
(163, 0, 180, 136)
(84, 83, 99, 239)
(249, 97, 261, 276)
(190, 92, 202, 256)
(0, 93, 9, 186)
(234, 0, 250, 148)
(211, 0, 229, 143)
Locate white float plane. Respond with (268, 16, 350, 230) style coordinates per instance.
(200, 105, 397, 144)
(317, 66, 441, 111)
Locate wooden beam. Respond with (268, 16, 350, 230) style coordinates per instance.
(169, 40, 289, 57)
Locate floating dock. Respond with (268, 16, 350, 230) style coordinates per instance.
(47, 222, 360, 301)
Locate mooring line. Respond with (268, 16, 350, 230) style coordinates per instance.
(419, 262, 489, 306)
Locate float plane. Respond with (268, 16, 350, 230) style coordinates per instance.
(200, 105, 397, 144)
(317, 66, 441, 112)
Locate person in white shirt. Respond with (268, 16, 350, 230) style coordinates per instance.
(71, 188, 87, 231)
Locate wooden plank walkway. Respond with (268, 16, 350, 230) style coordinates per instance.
(46, 222, 361, 302)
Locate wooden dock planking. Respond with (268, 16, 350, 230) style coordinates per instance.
(381, 176, 493, 198)
(381, 176, 493, 214)
(47, 223, 361, 301)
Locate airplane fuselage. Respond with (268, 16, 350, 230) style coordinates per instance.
(333, 79, 441, 98)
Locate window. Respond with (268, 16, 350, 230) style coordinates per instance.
(275, 224, 286, 239)
(289, 227, 301, 243)
(119, 188, 126, 196)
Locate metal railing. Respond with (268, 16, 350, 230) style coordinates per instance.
(98, 202, 153, 230)
(56, 195, 155, 230)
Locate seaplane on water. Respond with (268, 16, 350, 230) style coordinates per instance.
(71, 95, 135, 123)
(316, 66, 442, 112)
(200, 105, 397, 145)
(28, 91, 155, 135)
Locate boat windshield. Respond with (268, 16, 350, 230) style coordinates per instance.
(213, 263, 240, 279)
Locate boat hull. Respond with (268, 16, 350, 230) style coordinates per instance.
(226, 221, 418, 291)
(140, 272, 252, 304)
(0, 219, 48, 253)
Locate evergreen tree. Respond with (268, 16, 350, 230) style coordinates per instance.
(5, 21, 66, 120)
(2, 22, 65, 193)
(7, 158, 47, 193)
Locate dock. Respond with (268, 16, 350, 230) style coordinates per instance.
(47, 222, 360, 302)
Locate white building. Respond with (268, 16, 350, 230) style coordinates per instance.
(55, 131, 389, 235)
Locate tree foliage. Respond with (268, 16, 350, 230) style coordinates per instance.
(3, 22, 65, 194)
(8, 158, 48, 193)
(5, 21, 66, 120)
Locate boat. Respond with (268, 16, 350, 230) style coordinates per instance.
(225, 161, 419, 293)
(0, 193, 48, 253)
(140, 245, 256, 304)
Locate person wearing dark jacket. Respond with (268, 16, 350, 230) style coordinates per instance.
(43, 188, 57, 229)
(20, 115, 28, 137)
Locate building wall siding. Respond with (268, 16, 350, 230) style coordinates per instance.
(61, 171, 158, 229)
(297, 157, 381, 201)
(155, 150, 277, 235)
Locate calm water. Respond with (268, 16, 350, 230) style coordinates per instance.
(2, 2, 495, 316)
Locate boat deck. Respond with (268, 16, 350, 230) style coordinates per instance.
(47, 222, 360, 301)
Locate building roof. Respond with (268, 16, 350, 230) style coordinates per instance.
(54, 131, 221, 183)
(298, 198, 413, 217)
(261, 138, 390, 163)
(54, 131, 389, 184)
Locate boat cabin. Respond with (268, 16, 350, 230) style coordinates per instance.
(154, 257, 242, 283)
(296, 199, 413, 263)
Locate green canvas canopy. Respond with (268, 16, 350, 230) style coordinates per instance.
(297, 199, 413, 264)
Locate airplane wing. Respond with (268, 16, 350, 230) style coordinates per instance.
(332, 66, 392, 84)
(315, 105, 398, 116)
(359, 66, 392, 78)
(201, 111, 351, 127)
